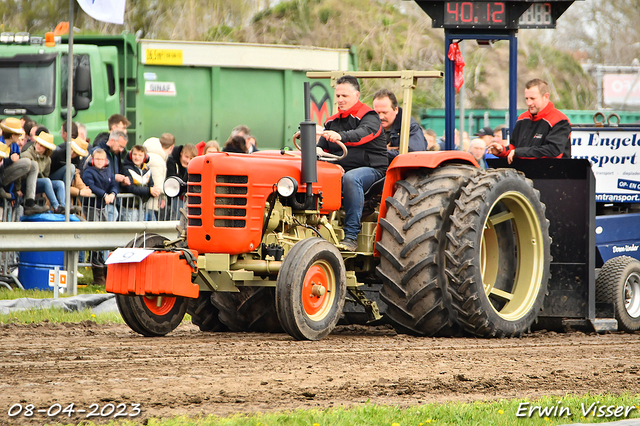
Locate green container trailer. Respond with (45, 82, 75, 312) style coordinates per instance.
(0, 34, 356, 149)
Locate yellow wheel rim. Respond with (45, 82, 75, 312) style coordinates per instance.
(480, 191, 545, 321)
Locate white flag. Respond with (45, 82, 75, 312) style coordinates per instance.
(77, 0, 126, 25)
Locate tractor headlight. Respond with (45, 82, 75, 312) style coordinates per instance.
(277, 177, 298, 197)
(164, 176, 185, 198)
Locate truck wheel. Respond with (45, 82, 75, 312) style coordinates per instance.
(445, 169, 551, 337)
(210, 287, 282, 333)
(276, 237, 346, 340)
(596, 256, 640, 332)
(115, 233, 189, 337)
(187, 292, 226, 332)
(377, 165, 478, 336)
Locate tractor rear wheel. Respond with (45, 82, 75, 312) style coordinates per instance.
(115, 233, 189, 337)
(444, 169, 551, 337)
(210, 287, 282, 332)
(276, 238, 346, 340)
(596, 256, 640, 332)
(377, 165, 478, 336)
(187, 292, 226, 332)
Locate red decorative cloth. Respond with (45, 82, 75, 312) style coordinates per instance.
(448, 42, 465, 93)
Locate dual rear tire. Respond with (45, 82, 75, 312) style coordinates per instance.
(377, 166, 551, 337)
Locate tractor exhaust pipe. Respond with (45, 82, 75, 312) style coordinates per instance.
(300, 81, 317, 209)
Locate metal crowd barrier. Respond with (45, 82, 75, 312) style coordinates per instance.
(0, 194, 183, 292)
(80, 193, 183, 222)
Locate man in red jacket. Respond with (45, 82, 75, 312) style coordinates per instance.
(487, 78, 571, 164)
(317, 75, 387, 251)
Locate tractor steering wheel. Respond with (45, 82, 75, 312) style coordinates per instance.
(292, 131, 348, 162)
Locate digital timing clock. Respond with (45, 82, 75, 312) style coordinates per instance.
(437, 1, 557, 29)
(444, 2, 507, 28)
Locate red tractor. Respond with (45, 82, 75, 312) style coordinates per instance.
(107, 71, 551, 340)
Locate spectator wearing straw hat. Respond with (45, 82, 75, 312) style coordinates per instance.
(0, 118, 48, 215)
(21, 131, 81, 214)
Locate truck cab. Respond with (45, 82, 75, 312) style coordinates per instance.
(0, 36, 121, 145)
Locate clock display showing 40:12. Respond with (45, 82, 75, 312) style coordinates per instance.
(444, 2, 507, 26)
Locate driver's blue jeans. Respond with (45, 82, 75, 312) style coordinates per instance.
(342, 167, 385, 241)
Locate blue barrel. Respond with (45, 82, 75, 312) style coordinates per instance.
(18, 213, 80, 291)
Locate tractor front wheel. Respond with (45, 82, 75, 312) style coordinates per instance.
(116, 293, 188, 337)
(276, 238, 346, 340)
(596, 256, 640, 332)
(115, 233, 189, 337)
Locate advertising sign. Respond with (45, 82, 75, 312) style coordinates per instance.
(603, 74, 640, 106)
(572, 129, 640, 202)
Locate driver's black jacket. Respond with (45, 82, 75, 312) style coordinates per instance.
(317, 101, 388, 173)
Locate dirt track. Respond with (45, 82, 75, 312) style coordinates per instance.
(1, 322, 640, 425)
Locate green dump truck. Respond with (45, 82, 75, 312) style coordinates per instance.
(0, 33, 355, 148)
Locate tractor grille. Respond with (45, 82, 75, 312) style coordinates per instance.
(187, 173, 202, 227)
(215, 197, 247, 206)
(214, 219, 246, 227)
(213, 175, 249, 228)
(217, 175, 248, 184)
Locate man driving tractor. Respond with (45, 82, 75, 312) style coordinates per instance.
(316, 75, 388, 251)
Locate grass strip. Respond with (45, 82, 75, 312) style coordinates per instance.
(38, 394, 640, 426)
(0, 306, 123, 324)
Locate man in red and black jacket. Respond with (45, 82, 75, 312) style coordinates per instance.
(317, 75, 388, 251)
(488, 78, 571, 164)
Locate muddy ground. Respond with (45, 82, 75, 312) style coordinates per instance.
(1, 322, 640, 425)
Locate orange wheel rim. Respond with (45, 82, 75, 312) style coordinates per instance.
(143, 295, 176, 315)
(301, 260, 336, 321)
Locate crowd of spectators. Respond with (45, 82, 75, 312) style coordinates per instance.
(0, 114, 251, 284)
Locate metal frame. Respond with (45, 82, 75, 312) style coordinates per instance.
(444, 30, 518, 150)
(307, 70, 443, 154)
